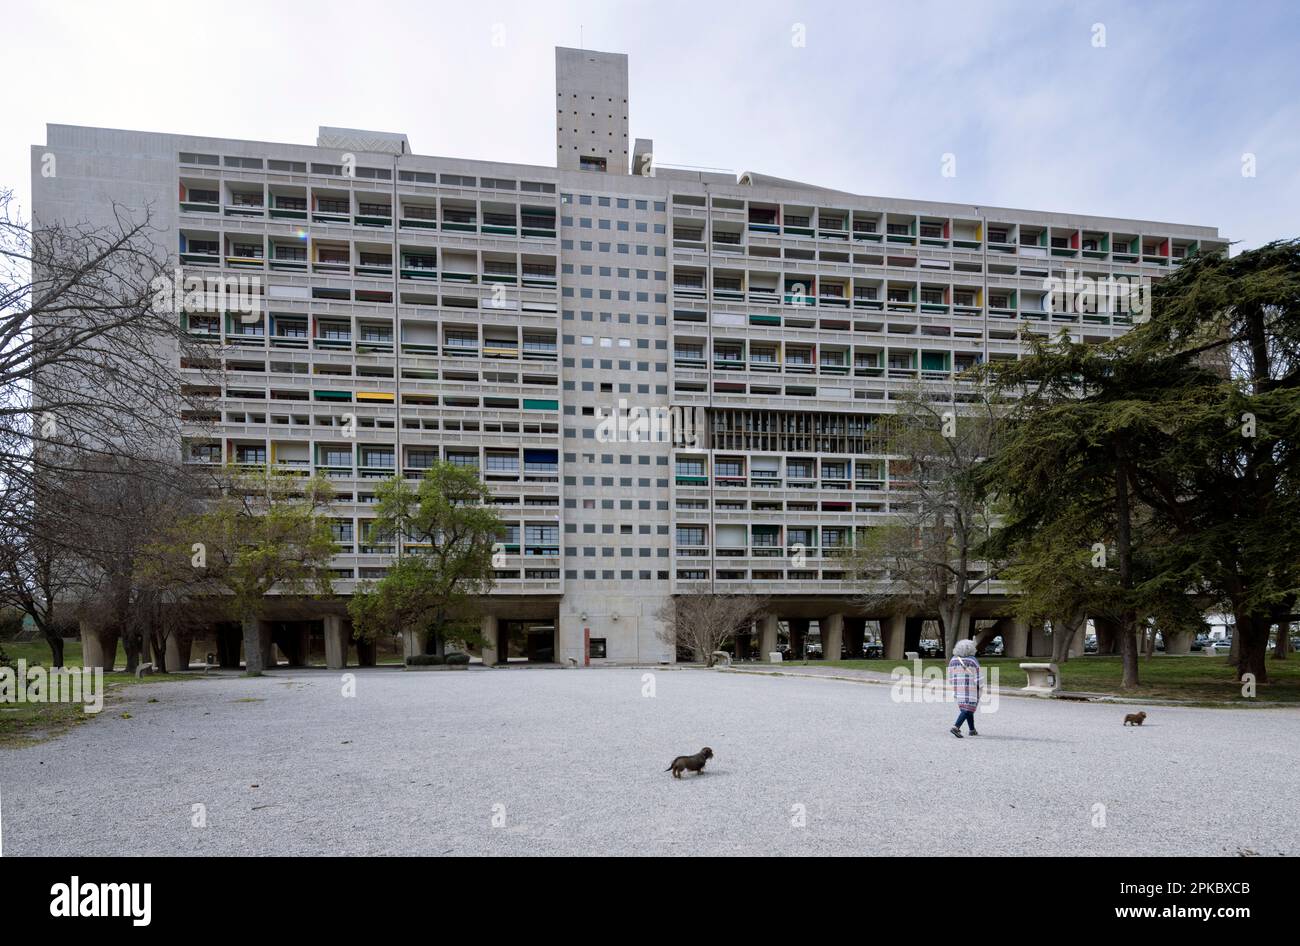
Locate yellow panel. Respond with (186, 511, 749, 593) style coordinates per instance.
(356, 391, 395, 402)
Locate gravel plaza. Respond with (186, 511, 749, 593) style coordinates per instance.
(3, 667, 1296, 857)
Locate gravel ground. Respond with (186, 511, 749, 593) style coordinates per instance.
(3, 667, 1296, 856)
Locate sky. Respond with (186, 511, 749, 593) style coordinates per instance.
(5, 0, 1299, 249)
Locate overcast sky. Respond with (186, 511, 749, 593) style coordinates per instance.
(6, 0, 1298, 248)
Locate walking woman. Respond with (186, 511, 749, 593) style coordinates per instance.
(948, 639, 981, 738)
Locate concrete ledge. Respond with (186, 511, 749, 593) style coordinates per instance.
(403, 664, 469, 671)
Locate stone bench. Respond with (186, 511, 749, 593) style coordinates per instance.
(1019, 662, 1061, 696)
(904, 651, 919, 661)
(768, 651, 783, 663)
(710, 651, 732, 667)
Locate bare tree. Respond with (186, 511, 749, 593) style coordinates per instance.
(0, 472, 78, 665)
(63, 456, 206, 673)
(2, 188, 211, 485)
(0, 186, 220, 664)
(655, 586, 768, 666)
(849, 382, 1007, 657)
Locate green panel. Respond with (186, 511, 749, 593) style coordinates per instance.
(523, 399, 558, 411)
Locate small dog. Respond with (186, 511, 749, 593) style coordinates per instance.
(666, 747, 713, 778)
(1123, 711, 1147, 726)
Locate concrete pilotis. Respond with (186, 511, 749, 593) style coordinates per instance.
(481, 614, 501, 666)
(324, 615, 350, 670)
(759, 614, 779, 660)
(401, 628, 429, 661)
(1067, 623, 1087, 658)
(242, 617, 273, 674)
(884, 614, 906, 661)
(822, 614, 844, 661)
(1029, 621, 1050, 657)
(164, 632, 192, 672)
(79, 621, 116, 671)
(1003, 619, 1029, 659)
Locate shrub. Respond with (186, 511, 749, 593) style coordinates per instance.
(0, 609, 24, 641)
(406, 654, 445, 666)
(444, 651, 470, 665)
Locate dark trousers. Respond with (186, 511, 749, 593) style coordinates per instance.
(954, 708, 977, 731)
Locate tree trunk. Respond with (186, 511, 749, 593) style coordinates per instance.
(1274, 615, 1294, 662)
(940, 606, 964, 658)
(1114, 451, 1139, 689)
(43, 628, 65, 668)
(242, 615, 265, 676)
(1232, 610, 1270, 684)
(122, 629, 143, 675)
(1271, 607, 1291, 660)
(1051, 616, 1083, 664)
(1094, 619, 1117, 655)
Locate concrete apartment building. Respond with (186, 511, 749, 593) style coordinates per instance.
(32, 47, 1226, 668)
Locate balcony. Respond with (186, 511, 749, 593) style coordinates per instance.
(442, 213, 478, 233)
(482, 213, 518, 237)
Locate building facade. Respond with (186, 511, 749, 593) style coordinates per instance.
(33, 47, 1227, 667)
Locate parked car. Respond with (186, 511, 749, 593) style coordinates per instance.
(1084, 636, 1099, 654)
(918, 639, 943, 658)
(979, 636, 1004, 657)
(863, 641, 884, 659)
(1191, 636, 1208, 652)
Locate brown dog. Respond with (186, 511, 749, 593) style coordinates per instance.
(666, 747, 713, 778)
(1123, 711, 1147, 726)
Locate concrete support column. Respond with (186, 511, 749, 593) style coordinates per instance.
(79, 621, 112, 671)
(164, 632, 192, 672)
(884, 613, 906, 661)
(1029, 621, 1051, 657)
(822, 613, 844, 662)
(1003, 619, 1029, 659)
(1067, 622, 1088, 658)
(1164, 629, 1192, 655)
(401, 627, 428, 661)
(324, 615, 350, 670)
(481, 614, 501, 666)
(759, 614, 779, 660)
(242, 617, 273, 675)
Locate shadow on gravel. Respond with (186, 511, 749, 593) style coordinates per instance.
(948, 734, 1070, 744)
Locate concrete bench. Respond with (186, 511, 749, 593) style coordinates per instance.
(710, 650, 732, 667)
(1019, 662, 1061, 697)
(134, 662, 155, 679)
(768, 651, 783, 663)
(904, 651, 919, 661)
